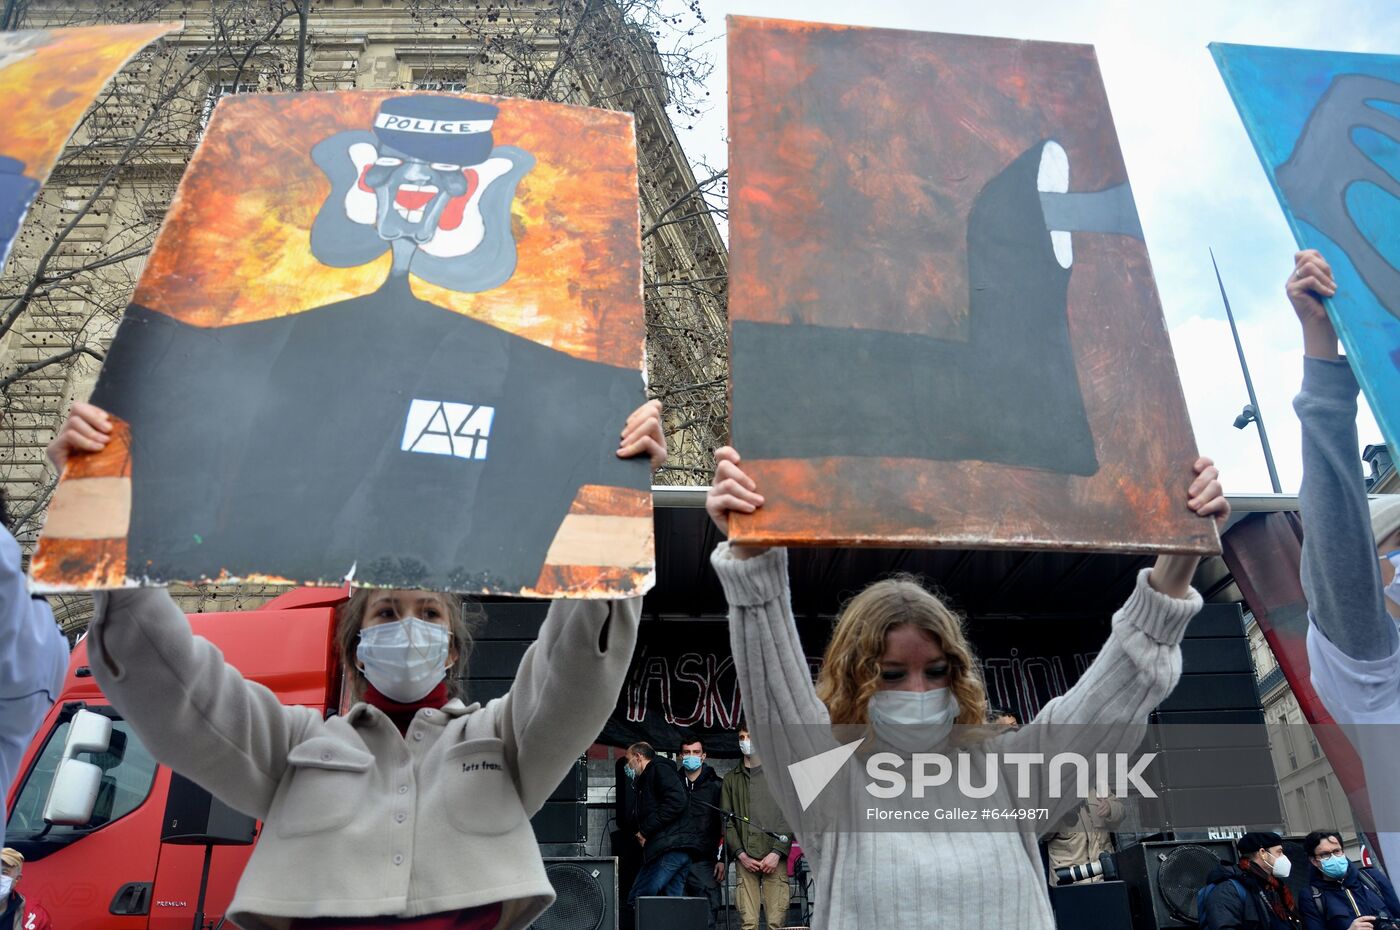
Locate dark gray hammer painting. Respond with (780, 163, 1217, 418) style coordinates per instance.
(1213, 42, 1400, 459)
(33, 92, 654, 597)
(727, 17, 1216, 555)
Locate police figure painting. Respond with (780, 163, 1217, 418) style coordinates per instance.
(91, 96, 644, 591)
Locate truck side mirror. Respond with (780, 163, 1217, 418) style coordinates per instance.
(42, 709, 113, 826)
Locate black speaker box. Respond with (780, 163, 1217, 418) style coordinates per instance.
(1048, 880, 1133, 930)
(1116, 840, 1235, 929)
(531, 857, 619, 930)
(532, 801, 587, 844)
(160, 772, 256, 845)
(550, 758, 587, 802)
(1279, 836, 1314, 907)
(635, 896, 707, 930)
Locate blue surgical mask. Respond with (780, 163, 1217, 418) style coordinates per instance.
(681, 755, 702, 772)
(624, 764, 636, 780)
(1319, 854, 1349, 879)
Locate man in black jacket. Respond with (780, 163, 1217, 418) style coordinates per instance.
(679, 737, 726, 929)
(626, 742, 700, 909)
(1202, 832, 1304, 930)
(1301, 829, 1400, 930)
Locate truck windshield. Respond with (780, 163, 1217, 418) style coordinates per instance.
(5, 706, 157, 858)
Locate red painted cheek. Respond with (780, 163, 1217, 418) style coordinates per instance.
(437, 168, 480, 232)
(357, 164, 375, 193)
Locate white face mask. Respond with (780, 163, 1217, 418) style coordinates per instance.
(738, 739, 753, 757)
(0, 875, 13, 898)
(1268, 851, 1292, 879)
(868, 688, 960, 752)
(357, 616, 451, 703)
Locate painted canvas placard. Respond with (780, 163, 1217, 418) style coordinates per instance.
(0, 22, 178, 272)
(726, 16, 1215, 554)
(1213, 42, 1400, 455)
(32, 92, 652, 598)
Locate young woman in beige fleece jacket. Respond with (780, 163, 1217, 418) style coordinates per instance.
(46, 400, 666, 930)
(704, 446, 1229, 930)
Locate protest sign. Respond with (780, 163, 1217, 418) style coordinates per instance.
(33, 92, 652, 597)
(727, 17, 1215, 555)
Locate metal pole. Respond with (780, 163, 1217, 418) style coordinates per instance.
(1, 0, 19, 31)
(1211, 249, 1283, 493)
(294, 0, 308, 91)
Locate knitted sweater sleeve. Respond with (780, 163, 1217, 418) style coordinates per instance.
(492, 595, 641, 814)
(1294, 356, 1398, 663)
(711, 543, 837, 831)
(995, 567, 1202, 829)
(87, 587, 319, 819)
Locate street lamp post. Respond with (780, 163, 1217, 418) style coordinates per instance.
(1212, 249, 1283, 494)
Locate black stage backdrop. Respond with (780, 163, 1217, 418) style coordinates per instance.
(594, 507, 1148, 755)
(596, 612, 1113, 756)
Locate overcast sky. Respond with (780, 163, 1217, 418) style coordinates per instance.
(672, 0, 1395, 495)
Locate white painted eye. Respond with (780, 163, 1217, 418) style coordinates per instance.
(374, 156, 404, 167)
(430, 162, 462, 172)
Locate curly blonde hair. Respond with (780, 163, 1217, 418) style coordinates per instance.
(815, 576, 987, 727)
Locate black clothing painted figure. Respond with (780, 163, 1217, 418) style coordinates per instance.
(92, 94, 644, 591)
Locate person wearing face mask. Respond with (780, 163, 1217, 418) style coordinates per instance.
(1201, 832, 1304, 930)
(47, 399, 667, 930)
(719, 725, 792, 930)
(1301, 830, 1400, 930)
(677, 737, 726, 930)
(1285, 251, 1400, 867)
(0, 849, 52, 930)
(624, 742, 701, 911)
(1044, 792, 1125, 885)
(704, 446, 1229, 930)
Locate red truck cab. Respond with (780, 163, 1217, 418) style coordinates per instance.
(4, 586, 348, 930)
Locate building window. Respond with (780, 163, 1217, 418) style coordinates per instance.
(412, 72, 471, 93)
(201, 79, 257, 128)
(1318, 778, 1339, 829)
(1279, 716, 1297, 770)
(1309, 732, 1321, 760)
(1295, 787, 1312, 825)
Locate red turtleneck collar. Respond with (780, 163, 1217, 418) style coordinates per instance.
(364, 681, 450, 735)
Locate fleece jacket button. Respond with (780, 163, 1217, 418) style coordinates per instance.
(320, 751, 331, 761)
(395, 812, 407, 823)
(398, 785, 409, 795)
(413, 732, 423, 741)
(423, 709, 433, 718)
(393, 854, 404, 866)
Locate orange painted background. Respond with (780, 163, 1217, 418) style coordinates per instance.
(135, 91, 644, 366)
(727, 17, 1216, 555)
(0, 23, 177, 183)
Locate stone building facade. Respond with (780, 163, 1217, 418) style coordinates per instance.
(1247, 616, 1363, 854)
(0, 0, 728, 626)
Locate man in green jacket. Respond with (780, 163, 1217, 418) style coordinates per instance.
(719, 725, 792, 930)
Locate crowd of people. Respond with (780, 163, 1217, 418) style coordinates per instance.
(0, 226, 1396, 929)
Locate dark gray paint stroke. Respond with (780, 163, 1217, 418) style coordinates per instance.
(1276, 72, 1400, 322)
(732, 143, 1099, 477)
(310, 129, 389, 269)
(310, 132, 533, 295)
(1039, 184, 1144, 239)
(411, 145, 533, 294)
